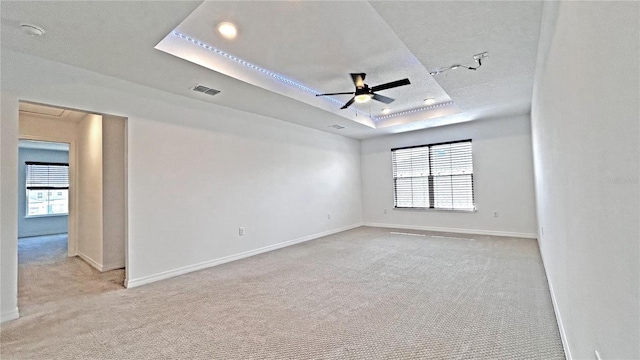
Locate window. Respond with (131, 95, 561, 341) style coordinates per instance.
(392, 140, 474, 211)
(25, 162, 69, 216)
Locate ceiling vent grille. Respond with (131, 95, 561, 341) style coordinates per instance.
(191, 84, 220, 96)
(329, 124, 346, 130)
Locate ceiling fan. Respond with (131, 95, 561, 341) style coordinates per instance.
(316, 73, 411, 109)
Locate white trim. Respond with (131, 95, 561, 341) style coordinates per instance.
(363, 222, 537, 239)
(125, 223, 362, 288)
(101, 263, 125, 272)
(539, 245, 572, 360)
(0, 307, 20, 323)
(77, 252, 103, 271)
(24, 213, 69, 219)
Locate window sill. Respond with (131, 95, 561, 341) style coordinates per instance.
(393, 207, 477, 213)
(25, 213, 69, 219)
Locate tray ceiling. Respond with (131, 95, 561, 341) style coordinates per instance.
(156, 1, 459, 129)
(1, 1, 544, 139)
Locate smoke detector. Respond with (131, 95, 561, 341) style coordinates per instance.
(21, 24, 45, 36)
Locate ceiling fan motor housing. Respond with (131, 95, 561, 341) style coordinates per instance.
(355, 85, 370, 95)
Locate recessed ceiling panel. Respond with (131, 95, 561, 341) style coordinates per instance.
(19, 101, 89, 123)
(155, 1, 460, 129)
(19, 102, 66, 117)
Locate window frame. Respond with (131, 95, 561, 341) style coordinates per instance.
(25, 161, 70, 218)
(391, 139, 475, 212)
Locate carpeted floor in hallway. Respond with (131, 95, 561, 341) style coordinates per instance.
(1, 227, 564, 359)
(16, 234, 125, 316)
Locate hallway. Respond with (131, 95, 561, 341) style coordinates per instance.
(18, 234, 125, 316)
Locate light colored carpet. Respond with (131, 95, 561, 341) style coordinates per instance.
(16, 234, 125, 316)
(1, 227, 564, 359)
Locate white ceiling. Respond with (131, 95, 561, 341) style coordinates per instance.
(0, 1, 543, 139)
(156, 1, 459, 128)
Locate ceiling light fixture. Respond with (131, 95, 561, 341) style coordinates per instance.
(430, 52, 488, 76)
(382, 108, 391, 114)
(423, 98, 436, 105)
(20, 24, 45, 36)
(354, 93, 372, 104)
(217, 22, 237, 39)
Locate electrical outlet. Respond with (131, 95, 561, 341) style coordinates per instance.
(327, 213, 331, 220)
(384, 209, 388, 214)
(239, 227, 245, 236)
(493, 211, 499, 218)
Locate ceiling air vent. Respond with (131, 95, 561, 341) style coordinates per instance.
(329, 124, 346, 130)
(191, 84, 220, 96)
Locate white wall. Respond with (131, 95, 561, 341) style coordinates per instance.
(0, 95, 19, 322)
(102, 115, 126, 271)
(126, 100, 362, 284)
(361, 114, 537, 238)
(531, 2, 639, 359)
(17, 147, 69, 238)
(77, 114, 104, 269)
(0, 49, 363, 318)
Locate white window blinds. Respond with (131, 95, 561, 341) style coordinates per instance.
(392, 140, 474, 211)
(25, 162, 69, 190)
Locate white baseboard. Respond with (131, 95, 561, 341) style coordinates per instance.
(101, 263, 125, 272)
(125, 223, 363, 289)
(77, 253, 123, 272)
(1, 307, 19, 323)
(539, 248, 572, 360)
(363, 222, 537, 239)
(77, 252, 103, 272)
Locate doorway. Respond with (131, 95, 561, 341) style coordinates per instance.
(17, 101, 127, 315)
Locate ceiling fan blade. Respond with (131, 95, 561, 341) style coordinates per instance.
(370, 78, 411, 92)
(340, 97, 356, 110)
(372, 93, 395, 104)
(350, 73, 366, 88)
(315, 92, 355, 97)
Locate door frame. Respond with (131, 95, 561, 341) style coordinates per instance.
(18, 134, 78, 256)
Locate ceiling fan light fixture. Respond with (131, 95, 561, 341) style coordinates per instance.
(217, 22, 237, 39)
(316, 73, 409, 109)
(354, 94, 372, 103)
